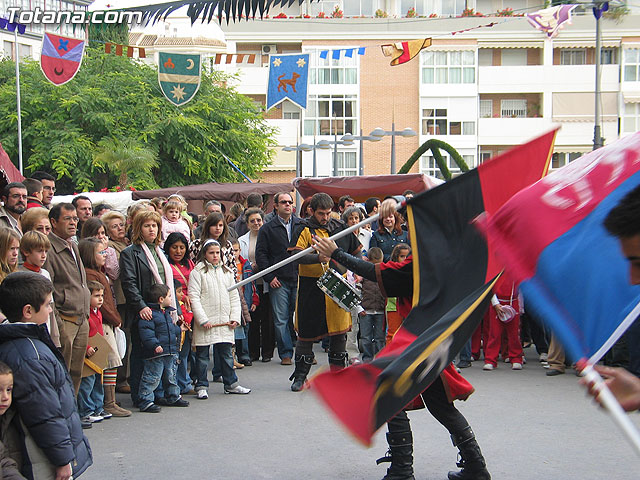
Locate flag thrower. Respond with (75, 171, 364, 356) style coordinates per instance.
(227, 200, 403, 292)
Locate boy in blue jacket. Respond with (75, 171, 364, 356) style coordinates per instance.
(137, 284, 189, 413)
(0, 272, 92, 480)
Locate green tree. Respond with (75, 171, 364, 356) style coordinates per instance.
(93, 137, 158, 189)
(0, 44, 276, 193)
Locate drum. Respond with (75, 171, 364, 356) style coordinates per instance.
(317, 268, 362, 312)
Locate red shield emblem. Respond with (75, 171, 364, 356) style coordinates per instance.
(40, 33, 85, 86)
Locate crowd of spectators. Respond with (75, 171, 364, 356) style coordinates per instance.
(0, 171, 626, 480)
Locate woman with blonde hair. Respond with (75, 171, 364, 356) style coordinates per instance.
(0, 227, 20, 282)
(20, 207, 51, 235)
(120, 210, 182, 407)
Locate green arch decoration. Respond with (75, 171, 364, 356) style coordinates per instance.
(398, 139, 470, 181)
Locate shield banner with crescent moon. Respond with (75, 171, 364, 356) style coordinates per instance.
(40, 32, 85, 86)
(158, 52, 201, 106)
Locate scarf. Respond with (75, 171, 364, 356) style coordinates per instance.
(305, 216, 344, 235)
(140, 242, 178, 322)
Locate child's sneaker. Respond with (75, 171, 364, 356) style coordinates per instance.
(511, 362, 523, 370)
(81, 414, 103, 423)
(139, 402, 162, 413)
(197, 389, 208, 400)
(224, 384, 251, 394)
(482, 363, 494, 371)
(94, 410, 112, 419)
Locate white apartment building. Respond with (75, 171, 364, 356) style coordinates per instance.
(214, 1, 640, 182)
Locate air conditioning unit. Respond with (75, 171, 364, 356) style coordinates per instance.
(262, 44, 277, 55)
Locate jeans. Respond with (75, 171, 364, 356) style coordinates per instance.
(458, 339, 472, 363)
(138, 355, 180, 407)
(177, 331, 193, 394)
(77, 373, 104, 417)
(359, 313, 385, 362)
(270, 281, 296, 360)
(236, 324, 250, 362)
(195, 343, 238, 389)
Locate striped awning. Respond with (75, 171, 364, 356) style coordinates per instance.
(553, 40, 621, 48)
(624, 93, 640, 104)
(478, 41, 543, 49)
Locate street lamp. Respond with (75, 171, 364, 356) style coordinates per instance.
(370, 123, 417, 173)
(314, 136, 355, 177)
(343, 130, 382, 175)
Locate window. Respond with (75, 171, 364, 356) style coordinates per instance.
(551, 152, 582, 170)
(422, 108, 447, 135)
(336, 152, 358, 176)
(501, 49, 527, 66)
(601, 47, 617, 65)
(3, 41, 13, 60)
(479, 151, 492, 163)
(344, 0, 376, 16)
(309, 50, 357, 85)
(310, 0, 344, 16)
(18, 43, 31, 60)
(421, 108, 475, 135)
(479, 99, 493, 118)
(422, 50, 475, 84)
(420, 154, 475, 179)
(623, 103, 640, 133)
(624, 49, 640, 82)
(304, 95, 357, 136)
(442, 0, 465, 16)
(560, 49, 586, 65)
(501, 99, 527, 118)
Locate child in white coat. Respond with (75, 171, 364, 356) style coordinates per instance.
(188, 239, 251, 399)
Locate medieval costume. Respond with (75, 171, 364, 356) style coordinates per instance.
(329, 248, 490, 480)
(287, 217, 361, 391)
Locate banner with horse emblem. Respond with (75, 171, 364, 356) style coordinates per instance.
(40, 32, 85, 86)
(267, 53, 309, 110)
(158, 52, 201, 106)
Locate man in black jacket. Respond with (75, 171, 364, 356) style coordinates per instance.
(255, 192, 302, 365)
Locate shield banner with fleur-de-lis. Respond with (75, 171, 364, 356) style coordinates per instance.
(158, 52, 201, 106)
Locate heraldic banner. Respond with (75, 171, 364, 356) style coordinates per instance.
(266, 53, 309, 110)
(40, 32, 85, 86)
(158, 52, 201, 106)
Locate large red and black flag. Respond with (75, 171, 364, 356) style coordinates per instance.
(310, 129, 559, 445)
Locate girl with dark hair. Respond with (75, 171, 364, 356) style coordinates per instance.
(164, 232, 196, 394)
(189, 212, 235, 275)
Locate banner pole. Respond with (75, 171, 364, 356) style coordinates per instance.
(581, 364, 640, 456)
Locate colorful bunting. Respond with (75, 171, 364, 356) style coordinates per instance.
(213, 53, 257, 64)
(381, 38, 432, 66)
(105, 42, 146, 58)
(319, 47, 367, 61)
(526, 5, 577, 39)
(0, 17, 25, 34)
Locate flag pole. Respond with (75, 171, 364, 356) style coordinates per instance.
(227, 200, 403, 292)
(14, 28, 23, 175)
(581, 364, 640, 455)
(588, 300, 640, 365)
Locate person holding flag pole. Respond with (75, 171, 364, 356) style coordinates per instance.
(312, 198, 491, 480)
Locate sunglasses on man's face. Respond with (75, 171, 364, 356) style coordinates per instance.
(279, 200, 293, 205)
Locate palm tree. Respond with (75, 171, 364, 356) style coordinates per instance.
(93, 137, 158, 189)
(131, 0, 314, 24)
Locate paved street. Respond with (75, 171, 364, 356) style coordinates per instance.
(82, 345, 640, 480)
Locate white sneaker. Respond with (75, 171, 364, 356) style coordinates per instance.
(511, 362, 523, 370)
(197, 390, 208, 400)
(504, 358, 510, 363)
(483, 363, 494, 371)
(82, 414, 103, 423)
(224, 384, 251, 394)
(539, 353, 548, 362)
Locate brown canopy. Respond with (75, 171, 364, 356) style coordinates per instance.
(132, 181, 293, 214)
(293, 174, 442, 204)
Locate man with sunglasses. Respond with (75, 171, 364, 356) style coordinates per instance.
(255, 192, 302, 365)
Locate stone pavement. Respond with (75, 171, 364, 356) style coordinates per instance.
(81, 346, 640, 480)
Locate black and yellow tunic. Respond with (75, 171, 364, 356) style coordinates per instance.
(289, 218, 361, 341)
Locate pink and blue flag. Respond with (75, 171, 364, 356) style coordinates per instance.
(482, 133, 640, 363)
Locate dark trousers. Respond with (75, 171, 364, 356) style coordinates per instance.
(388, 376, 470, 437)
(248, 290, 275, 360)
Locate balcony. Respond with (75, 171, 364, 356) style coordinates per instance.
(220, 64, 269, 95)
(479, 66, 546, 93)
(478, 117, 550, 145)
(265, 119, 299, 171)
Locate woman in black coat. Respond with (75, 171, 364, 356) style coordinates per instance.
(119, 210, 169, 407)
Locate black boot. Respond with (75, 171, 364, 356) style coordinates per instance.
(328, 351, 348, 371)
(376, 431, 415, 480)
(289, 354, 314, 392)
(447, 426, 491, 480)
